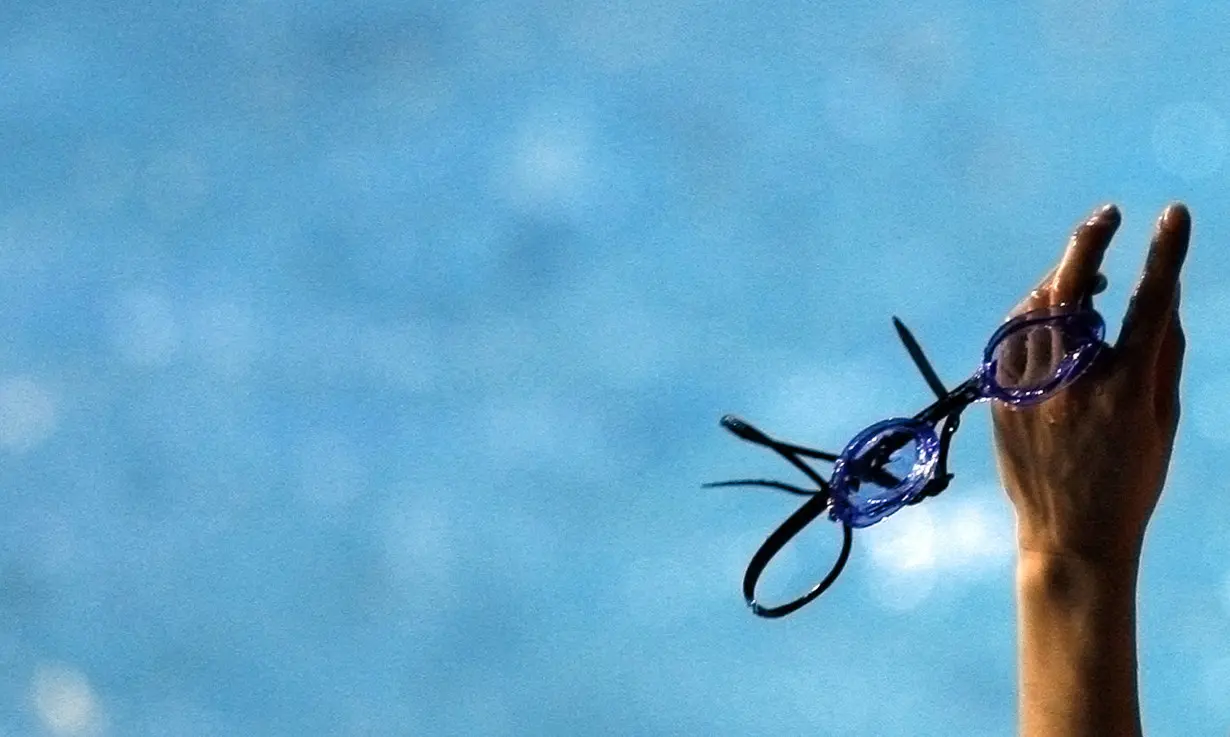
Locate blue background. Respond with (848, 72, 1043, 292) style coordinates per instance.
(2, 1, 1229, 735)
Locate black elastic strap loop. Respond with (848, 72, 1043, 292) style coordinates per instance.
(742, 493, 854, 618)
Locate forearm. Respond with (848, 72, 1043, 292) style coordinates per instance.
(1016, 549, 1142, 737)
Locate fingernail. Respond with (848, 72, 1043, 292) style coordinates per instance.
(1160, 202, 1190, 232)
(1085, 203, 1120, 227)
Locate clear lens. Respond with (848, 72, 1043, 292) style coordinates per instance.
(831, 419, 940, 528)
(844, 426, 920, 503)
(990, 320, 1087, 392)
(829, 419, 941, 528)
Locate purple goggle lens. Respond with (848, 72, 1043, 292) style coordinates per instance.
(979, 305, 1105, 405)
(829, 418, 940, 528)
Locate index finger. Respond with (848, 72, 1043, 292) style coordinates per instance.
(1116, 203, 1191, 359)
(1050, 204, 1120, 305)
(1007, 208, 1112, 318)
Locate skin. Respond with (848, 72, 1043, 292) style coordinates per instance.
(991, 203, 1190, 737)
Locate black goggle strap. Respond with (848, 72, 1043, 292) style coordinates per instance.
(771, 447, 834, 497)
(907, 410, 962, 505)
(715, 415, 905, 490)
(743, 493, 854, 618)
(716, 416, 835, 493)
(893, 316, 948, 401)
(718, 415, 837, 461)
(702, 479, 819, 497)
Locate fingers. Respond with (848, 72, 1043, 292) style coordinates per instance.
(1153, 286, 1185, 430)
(1080, 272, 1109, 310)
(1050, 204, 1121, 305)
(1116, 203, 1192, 360)
(1027, 319, 1052, 387)
(1009, 275, 1053, 317)
(1009, 206, 1116, 317)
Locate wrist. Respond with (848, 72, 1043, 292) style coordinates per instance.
(1017, 548, 1139, 610)
(1015, 549, 1143, 737)
(1014, 515, 1148, 568)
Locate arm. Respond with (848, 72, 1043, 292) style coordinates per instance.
(1016, 550, 1142, 736)
(991, 203, 1190, 737)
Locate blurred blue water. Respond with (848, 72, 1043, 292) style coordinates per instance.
(2, 1, 1230, 735)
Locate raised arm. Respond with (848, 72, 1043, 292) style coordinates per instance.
(991, 203, 1190, 737)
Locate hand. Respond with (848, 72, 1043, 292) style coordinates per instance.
(991, 203, 1190, 563)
